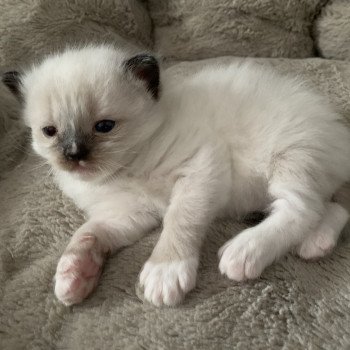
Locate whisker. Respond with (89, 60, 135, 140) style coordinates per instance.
(2, 126, 31, 154)
(26, 161, 51, 174)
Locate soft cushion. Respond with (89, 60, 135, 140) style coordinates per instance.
(0, 0, 152, 68)
(1, 57, 350, 349)
(314, 0, 350, 60)
(148, 0, 325, 60)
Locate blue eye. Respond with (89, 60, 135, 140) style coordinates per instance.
(95, 120, 116, 133)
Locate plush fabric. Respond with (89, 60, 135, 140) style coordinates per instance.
(2, 0, 350, 349)
(1, 56, 350, 349)
(314, 0, 350, 61)
(0, 84, 25, 173)
(148, 0, 326, 61)
(0, 0, 152, 68)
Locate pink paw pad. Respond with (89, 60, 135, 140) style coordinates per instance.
(54, 235, 104, 305)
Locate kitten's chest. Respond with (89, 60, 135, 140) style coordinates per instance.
(56, 171, 174, 214)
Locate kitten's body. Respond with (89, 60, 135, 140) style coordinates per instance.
(7, 46, 350, 306)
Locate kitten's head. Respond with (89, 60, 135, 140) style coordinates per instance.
(2, 46, 162, 180)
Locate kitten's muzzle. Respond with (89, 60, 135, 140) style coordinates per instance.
(63, 143, 89, 162)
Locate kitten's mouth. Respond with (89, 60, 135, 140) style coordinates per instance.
(58, 160, 97, 176)
(71, 161, 95, 174)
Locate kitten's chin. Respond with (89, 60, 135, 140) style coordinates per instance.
(69, 167, 98, 181)
(55, 161, 100, 181)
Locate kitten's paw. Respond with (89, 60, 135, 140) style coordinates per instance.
(139, 258, 198, 307)
(54, 236, 104, 305)
(219, 234, 272, 281)
(297, 227, 336, 260)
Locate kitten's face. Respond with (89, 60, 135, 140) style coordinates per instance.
(7, 47, 161, 180)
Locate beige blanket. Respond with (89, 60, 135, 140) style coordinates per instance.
(1, 0, 350, 348)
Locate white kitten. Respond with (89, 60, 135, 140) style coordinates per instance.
(4, 46, 350, 306)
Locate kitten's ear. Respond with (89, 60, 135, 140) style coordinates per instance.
(124, 54, 160, 99)
(2, 71, 22, 97)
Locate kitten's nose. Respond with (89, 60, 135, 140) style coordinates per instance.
(64, 143, 89, 161)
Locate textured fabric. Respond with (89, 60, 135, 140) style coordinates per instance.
(148, 0, 326, 61)
(0, 84, 25, 173)
(0, 0, 152, 68)
(1, 56, 350, 349)
(314, 0, 350, 61)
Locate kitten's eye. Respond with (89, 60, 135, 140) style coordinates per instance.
(42, 126, 57, 137)
(95, 119, 116, 133)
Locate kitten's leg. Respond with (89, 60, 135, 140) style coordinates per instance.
(297, 202, 349, 260)
(55, 206, 160, 305)
(219, 179, 326, 281)
(140, 148, 221, 306)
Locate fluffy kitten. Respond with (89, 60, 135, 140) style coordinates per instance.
(3, 46, 350, 307)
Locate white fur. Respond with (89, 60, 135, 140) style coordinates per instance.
(297, 202, 350, 259)
(140, 258, 198, 306)
(21, 46, 350, 306)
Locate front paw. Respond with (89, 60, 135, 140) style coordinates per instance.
(219, 232, 273, 281)
(54, 235, 105, 305)
(139, 258, 198, 307)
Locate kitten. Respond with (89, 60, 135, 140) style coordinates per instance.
(3, 46, 350, 307)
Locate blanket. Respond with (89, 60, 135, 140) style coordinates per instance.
(1, 0, 350, 348)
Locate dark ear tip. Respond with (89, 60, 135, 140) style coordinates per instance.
(124, 54, 158, 68)
(124, 54, 160, 99)
(2, 70, 20, 84)
(2, 70, 21, 95)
